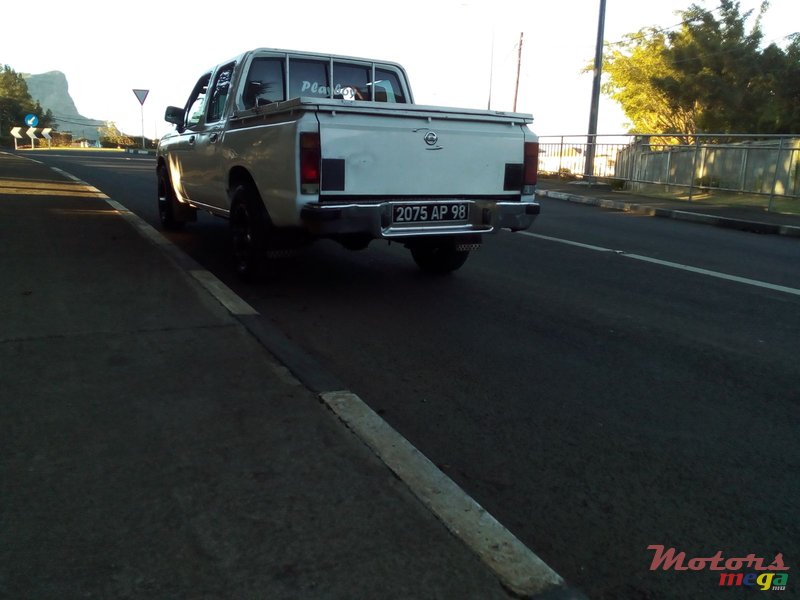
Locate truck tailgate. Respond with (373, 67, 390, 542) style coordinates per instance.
(315, 103, 530, 198)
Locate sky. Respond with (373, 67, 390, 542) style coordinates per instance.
(2, 0, 796, 140)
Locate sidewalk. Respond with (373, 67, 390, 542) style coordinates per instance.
(0, 153, 575, 599)
(537, 179, 800, 237)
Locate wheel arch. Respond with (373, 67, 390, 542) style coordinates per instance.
(228, 166, 258, 199)
(228, 165, 276, 224)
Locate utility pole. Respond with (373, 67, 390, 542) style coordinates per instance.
(486, 28, 494, 110)
(513, 32, 524, 112)
(487, 30, 495, 110)
(584, 0, 606, 181)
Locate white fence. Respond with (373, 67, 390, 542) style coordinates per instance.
(538, 134, 800, 210)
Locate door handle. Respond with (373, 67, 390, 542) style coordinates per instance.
(209, 133, 219, 143)
(188, 135, 196, 145)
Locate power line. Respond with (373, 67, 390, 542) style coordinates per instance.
(607, 5, 725, 46)
(46, 113, 105, 128)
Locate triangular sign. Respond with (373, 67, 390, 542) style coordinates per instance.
(133, 89, 149, 105)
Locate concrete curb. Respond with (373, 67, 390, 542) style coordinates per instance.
(538, 190, 800, 238)
(321, 391, 588, 600)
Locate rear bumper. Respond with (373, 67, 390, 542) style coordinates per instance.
(300, 198, 540, 239)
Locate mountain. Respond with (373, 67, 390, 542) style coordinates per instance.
(23, 71, 105, 140)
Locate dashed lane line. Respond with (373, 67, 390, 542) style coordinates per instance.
(520, 231, 800, 298)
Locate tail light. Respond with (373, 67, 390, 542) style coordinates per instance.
(300, 132, 321, 194)
(523, 141, 539, 190)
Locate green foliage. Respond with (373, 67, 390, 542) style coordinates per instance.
(601, 29, 695, 134)
(0, 65, 32, 145)
(602, 1, 800, 134)
(99, 121, 135, 148)
(0, 64, 57, 146)
(49, 131, 73, 147)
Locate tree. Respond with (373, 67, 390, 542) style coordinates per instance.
(99, 121, 135, 148)
(0, 64, 56, 145)
(601, 1, 800, 135)
(49, 131, 73, 147)
(600, 29, 697, 134)
(749, 34, 800, 132)
(0, 65, 32, 143)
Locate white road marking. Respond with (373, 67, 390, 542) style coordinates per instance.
(45, 165, 260, 316)
(520, 231, 800, 298)
(622, 253, 800, 297)
(188, 269, 258, 316)
(520, 231, 616, 253)
(49, 166, 86, 184)
(321, 391, 565, 597)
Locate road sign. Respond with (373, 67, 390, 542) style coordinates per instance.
(41, 128, 52, 140)
(132, 89, 149, 105)
(26, 127, 37, 148)
(133, 89, 150, 149)
(24, 114, 39, 127)
(10, 126, 23, 150)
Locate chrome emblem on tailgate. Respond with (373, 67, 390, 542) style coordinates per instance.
(423, 131, 438, 145)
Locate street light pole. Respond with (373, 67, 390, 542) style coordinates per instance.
(584, 0, 607, 181)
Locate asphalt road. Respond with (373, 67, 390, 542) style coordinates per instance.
(26, 150, 800, 599)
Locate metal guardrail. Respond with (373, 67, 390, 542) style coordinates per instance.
(538, 134, 800, 211)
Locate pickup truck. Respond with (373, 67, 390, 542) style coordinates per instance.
(157, 48, 540, 278)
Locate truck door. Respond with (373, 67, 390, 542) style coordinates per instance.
(181, 62, 236, 209)
(168, 73, 210, 203)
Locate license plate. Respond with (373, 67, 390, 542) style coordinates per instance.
(392, 203, 469, 224)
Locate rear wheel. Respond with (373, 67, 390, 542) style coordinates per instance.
(230, 185, 269, 281)
(410, 241, 471, 274)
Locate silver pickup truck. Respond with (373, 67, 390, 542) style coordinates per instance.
(157, 48, 540, 278)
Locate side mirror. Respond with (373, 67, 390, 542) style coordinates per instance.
(164, 106, 185, 126)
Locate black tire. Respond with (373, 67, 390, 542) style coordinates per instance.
(230, 184, 269, 281)
(410, 241, 470, 274)
(157, 164, 184, 230)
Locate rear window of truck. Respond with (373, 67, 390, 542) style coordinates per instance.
(289, 59, 331, 99)
(372, 68, 406, 103)
(282, 58, 407, 103)
(240, 56, 409, 107)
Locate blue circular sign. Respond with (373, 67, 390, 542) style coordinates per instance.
(25, 114, 39, 127)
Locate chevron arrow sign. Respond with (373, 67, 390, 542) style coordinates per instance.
(10, 125, 53, 148)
